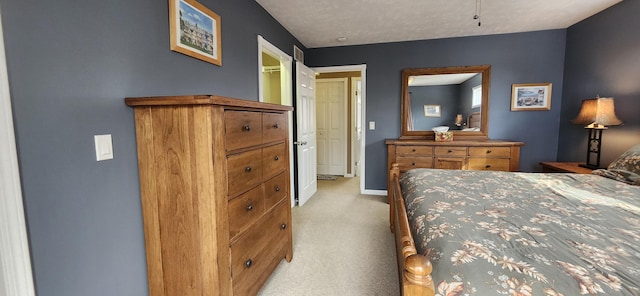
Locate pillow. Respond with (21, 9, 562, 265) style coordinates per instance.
(608, 144, 640, 173)
(592, 144, 640, 185)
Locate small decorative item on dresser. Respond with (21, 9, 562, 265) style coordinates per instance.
(435, 132, 453, 142)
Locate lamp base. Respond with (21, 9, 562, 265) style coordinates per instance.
(579, 163, 599, 170)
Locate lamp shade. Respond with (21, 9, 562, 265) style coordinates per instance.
(455, 114, 463, 126)
(571, 97, 622, 127)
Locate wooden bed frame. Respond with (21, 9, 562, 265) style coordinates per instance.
(467, 111, 481, 129)
(389, 163, 435, 296)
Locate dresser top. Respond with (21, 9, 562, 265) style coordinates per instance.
(385, 139, 524, 147)
(125, 95, 293, 112)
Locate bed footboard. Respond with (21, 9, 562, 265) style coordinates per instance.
(390, 164, 435, 296)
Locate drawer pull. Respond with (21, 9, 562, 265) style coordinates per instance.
(243, 124, 251, 131)
(275, 186, 281, 192)
(274, 155, 279, 161)
(411, 162, 416, 166)
(412, 149, 416, 152)
(245, 259, 253, 268)
(486, 150, 492, 154)
(485, 165, 491, 168)
(448, 150, 453, 153)
(246, 204, 254, 211)
(281, 223, 287, 230)
(273, 123, 280, 129)
(245, 166, 252, 172)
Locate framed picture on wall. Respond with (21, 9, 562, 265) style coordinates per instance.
(169, 0, 222, 66)
(424, 105, 441, 117)
(511, 83, 552, 111)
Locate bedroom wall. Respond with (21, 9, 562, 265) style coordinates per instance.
(307, 30, 567, 189)
(409, 85, 459, 129)
(0, 0, 303, 295)
(558, 0, 640, 165)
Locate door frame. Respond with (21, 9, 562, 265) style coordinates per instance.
(0, 7, 36, 296)
(315, 77, 348, 176)
(351, 77, 362, 177)
(313, 65, 370, 194)
(257, 35, 296, 206)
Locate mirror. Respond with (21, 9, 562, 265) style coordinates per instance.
(401, 65, 491, 140)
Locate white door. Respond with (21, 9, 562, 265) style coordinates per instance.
(295, 62, 317, 206)
(352, 78, 362, 177)
(316, 78, 347, 176)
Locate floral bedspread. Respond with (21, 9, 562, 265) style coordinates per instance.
(400, 169, 640, 296)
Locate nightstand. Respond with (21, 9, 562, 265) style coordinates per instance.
(539, 162, 594, 174)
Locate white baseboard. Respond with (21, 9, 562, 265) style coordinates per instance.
(362, 189, 387, 196)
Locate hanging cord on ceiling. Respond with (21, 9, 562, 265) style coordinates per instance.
(473, 0, 482, 26)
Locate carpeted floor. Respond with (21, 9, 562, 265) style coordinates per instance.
(258, 177, 399, 296)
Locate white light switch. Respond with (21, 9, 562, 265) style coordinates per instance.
(94, 134, 113, 161)
(369, 121, 376, 130)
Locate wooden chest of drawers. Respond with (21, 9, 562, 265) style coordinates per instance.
(126, 95, 293, 296)
(386, 139, 524, 197)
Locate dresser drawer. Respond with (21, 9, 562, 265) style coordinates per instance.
(263, 112, 287, 144)
(228, 149, 263, 197)
(225, 110, 262, 151)
(230, 202, 289, 295)
(469, 147, 511, 158)
(434, 146, 467, 157)
(434, 158, 467, 170)
(396, 146, 433, 156)
(228, 185, 265, 240)
(468, 158, 510, 171)
(396, 156, 433, 171)
(264, 173, 287, 210)
(263, 143, 287, 180)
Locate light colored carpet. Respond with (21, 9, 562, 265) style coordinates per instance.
(258, 177, 400, 296)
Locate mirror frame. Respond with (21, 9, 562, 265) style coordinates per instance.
(400, 65, 491, 140)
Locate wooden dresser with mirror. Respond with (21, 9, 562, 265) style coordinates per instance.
(387, 65, 524, 194)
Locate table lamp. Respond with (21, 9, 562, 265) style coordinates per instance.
(454, 114, 464, 127)
(571, 97, 622, 169)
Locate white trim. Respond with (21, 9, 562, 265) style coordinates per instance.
(313, 65, 368, 194)
(0, 6, 36, 296)
(257, 35, 296, 207)
(257, 35, 292, 104)
(362, 189, 387, 196)
(350, 77, 362, 177)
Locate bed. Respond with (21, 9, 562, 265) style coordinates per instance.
(389, 144, 640, 296)
(461, 112, 481, 132)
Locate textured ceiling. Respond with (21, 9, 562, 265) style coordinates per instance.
(256, 0, 622, 48)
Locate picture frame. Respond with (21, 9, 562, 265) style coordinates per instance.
(169, 0, 222, 66)
(511, 83, 552, 111)
(424, 105, 441, 117)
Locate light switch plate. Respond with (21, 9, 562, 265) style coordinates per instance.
(369, 121, 375, 130)
(94, 134, 113, 161)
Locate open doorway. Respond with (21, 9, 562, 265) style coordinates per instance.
(257, 35, 295, 206)
(313, 65, 366, 194)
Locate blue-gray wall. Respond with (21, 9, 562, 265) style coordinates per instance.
(307, 30, 567, 189)
(0, 0, 303, 295)
(3, 0, 636, 294)
(409, 85, 459, 129)
(558, 0, 640, 165)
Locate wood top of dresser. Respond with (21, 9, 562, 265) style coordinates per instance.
(125, 94, 293, 112)
(385, 139, 524, 147)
